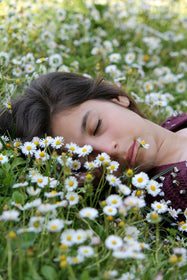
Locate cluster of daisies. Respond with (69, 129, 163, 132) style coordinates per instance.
(0, 133, 187, 273)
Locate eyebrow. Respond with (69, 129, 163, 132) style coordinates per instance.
(81, 110, 91, 133)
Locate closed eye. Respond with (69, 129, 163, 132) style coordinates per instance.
(93, 119, 102, 136)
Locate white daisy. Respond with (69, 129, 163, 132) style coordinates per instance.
(78, 246, 94, 258)
(39, 137, 53, 148)
(0, 154, 9, 164)
(77, 145, 93, 157)
(66, 255, 84, 265)
(168, 207, 181, 220)
(34, 149, 50, 162)
(105, 235, 123, 250)
(178, 223, 187, 233)
(151, 201, 168, 214)
(106, 174, 121, 187)
(12, 182, 29, 189)
(64, 176, 78, 191)
(51, 136, 64, 149)
(103, 205, 117, 216)
(48, 53, 63, 68)
(124, 52, 136, 64)
(137, 138, 150, 149)
(124, 196, 146, 208)
(0, 210, 20, 221)
(26, 186, 41, 196)
(65, 192, 79, 206)
(44, 190, 63, 198)
(73, 229, 87, 244)
(146, 180, 162, 197)
(65, 142, 79, 154)
(37, 203, 56, 213)
(20, 142, 36, 156)
(118, 184, 131, 196)
(32, 174, 49, 188)
(46, 219, 64, 232)
(79, 207, 98, 220)
(105, 194, 123, 208)
(60, 229, 76, 246)
(95, 152, 110, 166)
(132, 172, 149, 189)
(107, 161, 119, 173)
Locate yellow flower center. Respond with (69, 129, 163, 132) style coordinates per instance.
(137, 177, 143, 183)
(151, 185, 156, 191)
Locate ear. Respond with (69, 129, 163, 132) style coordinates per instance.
(112, 96, 130, 108)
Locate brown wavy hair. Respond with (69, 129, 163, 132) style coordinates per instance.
(0, 72, 145, 141)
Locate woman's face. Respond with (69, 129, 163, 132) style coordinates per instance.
(51, 98, 157, 172)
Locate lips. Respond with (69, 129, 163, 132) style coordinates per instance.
(127, 140, 138, 167)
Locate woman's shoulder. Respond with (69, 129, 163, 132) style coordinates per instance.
(161, 113, 187, 132)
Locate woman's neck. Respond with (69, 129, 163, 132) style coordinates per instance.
(153, 122, 187, 166)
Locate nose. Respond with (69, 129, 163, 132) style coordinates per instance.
(93, 140, 118, 157)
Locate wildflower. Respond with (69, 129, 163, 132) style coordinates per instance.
(143, 81, 154, 92)
(95, 152, 110, 166)
(105, 235, 123, 250)
(34, 149, 50, 161)
(66, 255, 84, 265)
(37, 203, 56, 213)
(78, 246, 94, 258)
(13, 139, 22, 148)
(151, 201, 168, 214)
(125, 226, 140, 240)
(23, 198, 42, 210)
(20, 142, 36, 156)
(25, 64, 35, 73)
(168, 207, 181, 219)
(176, 81, 186, 93)
(103, 205, 117, 216)
(0, 154, 8, 164)
(12, 67, 22, 77)
(79, 207, 98, 220)
(60, 229, 76, 246)
(65, 142, 79, 154)
(44, 190, 63, 198)
(26, 187, 40, 197)
(58, 65, 69, 72)
(32, 174, 49, 188)
(108, 53, 121, 63)
(137, 138, 150, 149)
(48, 54, 63, 68)
(105, 64, 117, 74)
(48, 178, 59, 189)
(146, 211, 162, 223)
(107, 161, 119, 173)
(46, 219, 64, 232)
(84, 161, 99, 169)
(0, 210, 20, 221)
(73, 229, 87, 244)
(179, 222, 187, 232)
(124, 196, 146, 208)
(106, 174, 121, 187)
(8, 231, 16, 239)
(39, 137, 53, 148)
(125, 52, 136, 64)
(146, 180, 162, 196)
(64, 176, 78, 191)
(132, 172, 149, 188)
(65, 192, 79, 206)
(51, 136, 64, 149)
(12, 182, 29, 189)
(105, 194, 123, 208)
(29, 216, 45, 230)
(77, 145, 93, 157)
(118, 184, 131, 195)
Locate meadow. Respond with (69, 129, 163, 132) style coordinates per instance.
(0, 0, 187, 279)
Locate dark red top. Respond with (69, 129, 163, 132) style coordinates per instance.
(147, 113, 187, 212)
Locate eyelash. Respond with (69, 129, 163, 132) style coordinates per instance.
(93, 119, 102, 136)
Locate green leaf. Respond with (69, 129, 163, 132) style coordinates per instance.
(12, 190, 24, 204)
(41, 265, 58, 280)
(11, 157, 25, 169)
(80, 270, 90, 280)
